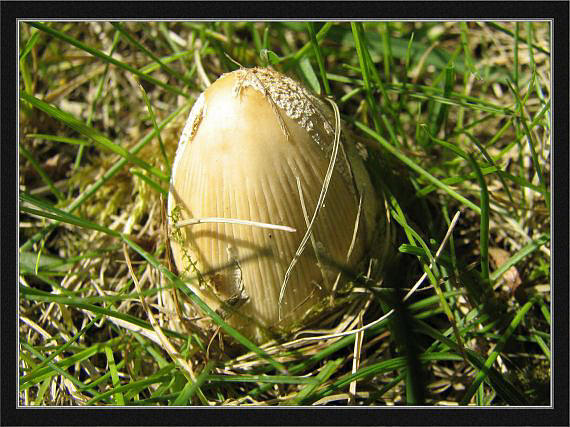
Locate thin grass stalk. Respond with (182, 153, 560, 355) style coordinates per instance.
(351, 22, 383, 134)
(75, 28, 121, 170)
(19, 144, 65, 202)
(467, 153, 491, 291)
(486, 22, 549, 55)
(513, 23, 519, 89)
(139, 84, 171, 174)
(171, 361, 215, 406)
(104, 345, 125, 405)
(306, 22, 331, 97)
(111, 22, 192, 87)
(381, 23, 393, 82)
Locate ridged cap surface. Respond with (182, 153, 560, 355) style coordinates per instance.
(169, 68, 371, 338)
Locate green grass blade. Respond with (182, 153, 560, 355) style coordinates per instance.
(435, 63, 455, 137)
(19, 27, 40, 101)
(306, 22, 331, 97)
(459, 22, 479, 78)
(537, 298, 551, 326)
(490, 234, 550, 282)
(513, 23, 520, 88)
(506, 79, 550, 211)
(287, 358, 343, 405)
(19, 27, 41, 61)
(314, 352, 462, 402)
(105, 345, 125, 405)
(298, 56, 321, 94)
(19, 143, 65, 202)
(533, 333, 550, 361)
(85, 374, 172, 405)
(208, 374, 316, 385)
(139, 49, 195, 75)
(111, 22, 192, 87)
(130, 169, 168, 196)
(284, 22, 334, 71)
(75, 28, 122, 169)
(171, 362, 214, 406)
(26, 134, 91, 146)
(467, 153, 491, 290)
(351, 22, 383, 133)
(381, 23, 393, 82)
(417, 165, 546, 198)
(138, 84, 171, 174)
(20, 284, 176, 339)
(486, 22, 549, 56)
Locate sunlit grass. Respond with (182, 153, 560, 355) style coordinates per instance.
(19, 21, 550, 406)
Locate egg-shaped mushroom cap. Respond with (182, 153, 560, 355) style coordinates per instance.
(168, 67, 374, 340)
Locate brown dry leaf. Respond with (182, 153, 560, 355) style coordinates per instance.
(44, 153, 71, 177)
(489, 247, 522, 293)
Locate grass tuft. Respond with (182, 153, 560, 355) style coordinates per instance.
(19, 21, 550, 406)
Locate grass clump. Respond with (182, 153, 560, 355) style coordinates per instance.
(19, 21, 550, 406)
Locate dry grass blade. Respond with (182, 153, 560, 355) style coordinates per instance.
(122, 245, 199, 385)
(176, 217, 296, 233)
(296, 175, 331, 292)
(278, 97, 342, 319)
(348, 312, 364, 404)
(296, 211, 461, 342)
(194, 47, 211, 89)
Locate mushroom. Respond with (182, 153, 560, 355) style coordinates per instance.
(167, 67, 385, 341)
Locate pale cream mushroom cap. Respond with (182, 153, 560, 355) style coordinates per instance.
(168, 67, 378, 341)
